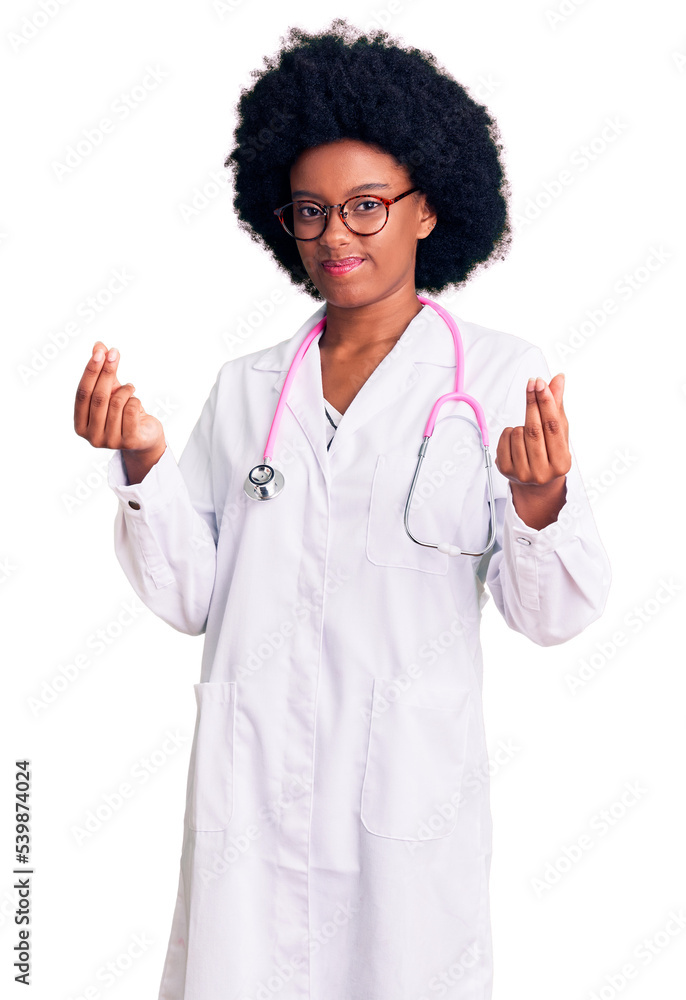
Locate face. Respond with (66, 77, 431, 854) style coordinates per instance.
(287, 138, 436, 308)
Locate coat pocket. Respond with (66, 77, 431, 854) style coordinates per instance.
(365, 427, 489, 574)
(360, 677, 471, 841)
(366, 454, 448, 574)
(187, 681, 236, 832)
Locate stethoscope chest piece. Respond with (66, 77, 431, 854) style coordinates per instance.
(243, 463, 285, 501)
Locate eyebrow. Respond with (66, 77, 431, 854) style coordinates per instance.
(290, 182, 391, 199)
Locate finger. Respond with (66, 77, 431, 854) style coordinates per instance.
(533, 377, 569, 473)
(74, 345, 110, 437)
(104, 382, 137, 449)
(495, 427, 515, 478)
(522, 377, 549, 476)
(87, 347, 122, 444)
(508, 425, 532, 482)
(92, 341, 122, 391)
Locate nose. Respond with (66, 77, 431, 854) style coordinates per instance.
(319, 207, 354, 245)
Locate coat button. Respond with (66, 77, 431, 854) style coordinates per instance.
(515, 536, 531, 545)
(128, 500, 141, 510)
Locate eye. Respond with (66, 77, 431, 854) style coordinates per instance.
(296, 202, 323, 218)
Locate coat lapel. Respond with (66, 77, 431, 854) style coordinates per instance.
(327, 302, 459, 458)
(250, 301, 459, 474)
(251, 304, 330, 480)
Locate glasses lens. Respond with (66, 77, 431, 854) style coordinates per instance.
(343, 196, 387, 234)
(281, 197, 387, 238)
(281, 202, 324, 238)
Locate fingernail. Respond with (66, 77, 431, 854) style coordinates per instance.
(93, 349, 104, 362)
(535, 377, 545, 391)
(107, 347, 118, 361)
(527, 378, 535, 391)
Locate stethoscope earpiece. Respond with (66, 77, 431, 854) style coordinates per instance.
(244, 463, 285, 500)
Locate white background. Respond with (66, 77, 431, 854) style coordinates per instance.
(2, 1, 685, 998)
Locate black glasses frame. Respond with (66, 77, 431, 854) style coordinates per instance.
(273, 187, 420, 240)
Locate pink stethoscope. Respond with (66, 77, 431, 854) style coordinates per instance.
(243, 294, 497, 558)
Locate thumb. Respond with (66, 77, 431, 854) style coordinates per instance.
(549, 373, 565, 411)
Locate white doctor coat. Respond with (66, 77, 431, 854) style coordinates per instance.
(107, 300, 611, 1000)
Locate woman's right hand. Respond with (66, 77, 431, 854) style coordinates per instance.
(74, 341, 166, 472)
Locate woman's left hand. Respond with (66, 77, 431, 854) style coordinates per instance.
(495, 374, 572, 528)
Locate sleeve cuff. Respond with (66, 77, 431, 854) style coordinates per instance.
(107, 444, 186, 515)
(504, 475, 586, 556)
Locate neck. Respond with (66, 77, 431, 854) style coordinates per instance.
(318, 288, 423, 359)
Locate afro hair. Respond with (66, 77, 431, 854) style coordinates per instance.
(224, 18, 512, 300)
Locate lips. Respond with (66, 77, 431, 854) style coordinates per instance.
(320, 258, 365, 275)
(320, 257, 363, 264)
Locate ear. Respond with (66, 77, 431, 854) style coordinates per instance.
(416, 192, 437, 238)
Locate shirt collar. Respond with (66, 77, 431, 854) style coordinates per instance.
(250, 299, 461, 374)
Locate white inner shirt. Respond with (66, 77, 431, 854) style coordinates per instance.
(323, 398, 343, 450)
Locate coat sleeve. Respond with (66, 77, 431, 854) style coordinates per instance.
(475, 346, 612, 647)
(105, 376, 220, 636)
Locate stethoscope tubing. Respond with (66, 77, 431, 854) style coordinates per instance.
(263, 315, 327, 465)
(245, 294, 497, 558)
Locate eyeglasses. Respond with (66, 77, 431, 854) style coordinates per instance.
(273, 187, 420, 240)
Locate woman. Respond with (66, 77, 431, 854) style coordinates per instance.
(74, 19, 611, 1000)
